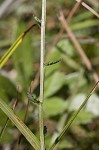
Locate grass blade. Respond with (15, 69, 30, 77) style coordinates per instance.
(0, 118, 9, 139)
(0, 98, 40, 150)
(49, 81, 99, 150)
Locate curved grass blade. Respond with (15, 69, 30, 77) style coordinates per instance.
(0, 98, 40, 150)
(0, 117, 9, 139)
(0, 24, 37, 69)
(49, 81, 99, 150)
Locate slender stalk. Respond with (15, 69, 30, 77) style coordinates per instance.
(67, 0, 82, 22)
(39, 0, 46, 149)
(49, 81, 99, 150)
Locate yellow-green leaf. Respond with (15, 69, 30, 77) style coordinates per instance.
(0, 24, 37, 69)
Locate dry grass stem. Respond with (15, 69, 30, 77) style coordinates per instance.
(67, 0, 82, 22)
(58, 11, 99, 83)
(76, 0, 99, 18)
(48, 0, 82, 55)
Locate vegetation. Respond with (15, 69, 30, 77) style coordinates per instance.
(0, 0, 99, 149)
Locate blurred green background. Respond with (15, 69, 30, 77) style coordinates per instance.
(0, 0, 99, 149)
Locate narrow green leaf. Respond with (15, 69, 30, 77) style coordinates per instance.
(49, 81, 99, 150)
(0, 98, 40, 150)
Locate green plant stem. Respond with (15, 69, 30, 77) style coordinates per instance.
(49, 81, 99, 150)
(39, 0, 46, 149)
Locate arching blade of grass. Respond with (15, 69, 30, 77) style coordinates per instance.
(0, 117, 9, 139)
(0, 24, 37, 69)
(0, 98, 40, 150)
(49, 81, 99, 150)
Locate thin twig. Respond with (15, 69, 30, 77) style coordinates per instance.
(58, 11, 99, 83)
(67, 0, 82, 22)
(39, 0, 46, 149)
(48, 0, 82, 52)
(76, 0, 99, 18)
